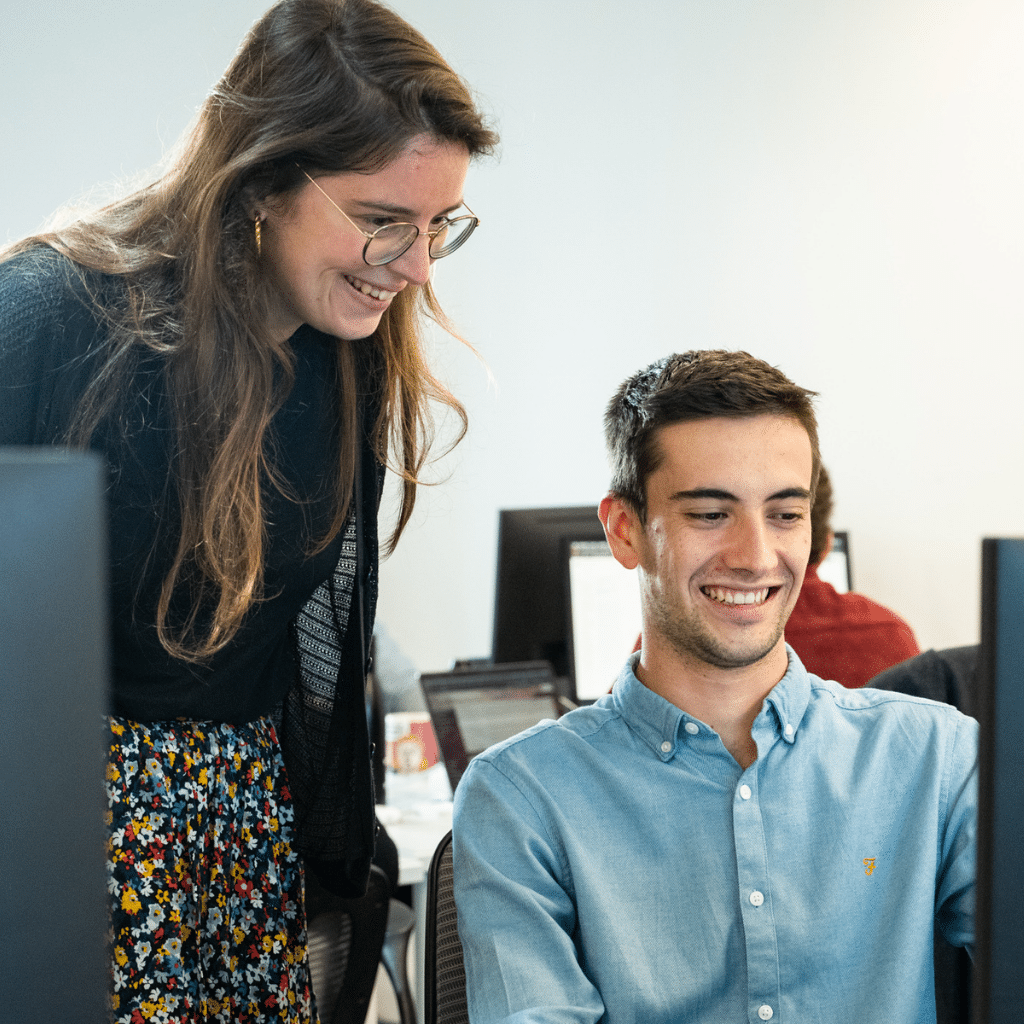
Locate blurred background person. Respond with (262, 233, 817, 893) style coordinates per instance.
(785, 465, 920, 688)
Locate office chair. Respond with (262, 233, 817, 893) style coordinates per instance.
(424, 830, 469, 1024)
(382, 896, 417, 1024)
(305, 864, 392, 1024)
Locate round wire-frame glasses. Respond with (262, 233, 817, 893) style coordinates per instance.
(298, 167, 479, 267)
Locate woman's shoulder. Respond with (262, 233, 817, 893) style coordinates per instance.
(0, 244, 99, 320)
(0, 245, 118, 445)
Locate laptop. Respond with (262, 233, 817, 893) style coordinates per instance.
(420, 661, 570, 792)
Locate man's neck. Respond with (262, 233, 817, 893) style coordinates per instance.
(634, 641, 790, 769)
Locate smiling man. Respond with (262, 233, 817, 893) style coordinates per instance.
(453, 350, 976, 1024)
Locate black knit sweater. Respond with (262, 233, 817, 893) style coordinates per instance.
(0, 246, 380, 724)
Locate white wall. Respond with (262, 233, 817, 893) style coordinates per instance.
(4, 0, 1022, 673)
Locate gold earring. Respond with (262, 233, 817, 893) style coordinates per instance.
(254, 216, 262, 256)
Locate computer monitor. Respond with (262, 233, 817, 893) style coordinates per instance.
(565, 538, 642, 701)
(972, 536, 1024, 1024)
(0, 448, 110, 1023)
(816, 529, 853, 593)
(491, 506, 606, 695)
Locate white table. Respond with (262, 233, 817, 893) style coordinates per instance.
(377, 765, 453, 1024)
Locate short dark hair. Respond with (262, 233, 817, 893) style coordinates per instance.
(808, 464, 834, 566)
(604, 350, 820, 522)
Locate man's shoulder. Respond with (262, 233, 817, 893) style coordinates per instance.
(806, 674, 975, 731)
(467, 700, 621, 776)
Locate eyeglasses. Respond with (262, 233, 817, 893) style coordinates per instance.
(298, 167, 479, 267)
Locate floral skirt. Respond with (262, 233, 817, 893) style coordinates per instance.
(105, 715, 320, 1024)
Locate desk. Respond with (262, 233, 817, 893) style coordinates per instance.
(378, 764, 453, 1024)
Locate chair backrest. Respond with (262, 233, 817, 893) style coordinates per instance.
(305, 864, 391, 1024)
(424, 830, 469, 1024)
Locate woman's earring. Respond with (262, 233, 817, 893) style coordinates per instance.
(254, 216, 262, 257)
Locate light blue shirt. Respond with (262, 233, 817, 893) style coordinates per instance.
(453, 649, 976, 1024)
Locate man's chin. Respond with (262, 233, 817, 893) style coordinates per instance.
(677, 629, 787, 672)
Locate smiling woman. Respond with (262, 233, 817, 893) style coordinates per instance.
(0, 0, 496, 1021)
(259, 136, 473, 343)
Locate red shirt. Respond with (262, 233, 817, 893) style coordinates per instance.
(784, 566, 921, 688)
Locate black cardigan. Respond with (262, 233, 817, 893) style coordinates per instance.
(0, 245, 383, 724)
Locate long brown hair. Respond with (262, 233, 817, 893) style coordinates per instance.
(3, 0, 497, 661)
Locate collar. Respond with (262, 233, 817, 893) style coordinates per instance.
(610, 646, 813, 760)
(759, 645, 813, 746)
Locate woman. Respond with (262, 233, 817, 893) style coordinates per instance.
(0, 0, 496, 1020)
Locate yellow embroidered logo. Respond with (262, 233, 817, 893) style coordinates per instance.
(863, 858, 876, 876)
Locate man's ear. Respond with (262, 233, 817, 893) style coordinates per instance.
(599, 494, 643, 571)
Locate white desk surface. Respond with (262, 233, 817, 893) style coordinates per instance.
(378, 763, 454, 886)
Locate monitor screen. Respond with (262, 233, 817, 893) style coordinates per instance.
(491, 506, 606, 694)
(972, 536, 1024, 1024)
(816, 529, 853, 593)
(566, 538, 643, 701)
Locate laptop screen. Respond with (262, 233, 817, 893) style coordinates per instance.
(421, 662, 566, 791)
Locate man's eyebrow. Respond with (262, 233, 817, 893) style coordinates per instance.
(768, 487, 812, 502)
(670, 488, 738, 502)
(669, 486, 812, 502)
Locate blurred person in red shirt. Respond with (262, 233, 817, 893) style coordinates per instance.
(784, 466, 920, 688)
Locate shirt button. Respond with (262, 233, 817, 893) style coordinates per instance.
(758, 1005, 774, 1020)
(660, 741, 672, 753)
(784, 723, 794, 738)
(739, 785, 752, 800)
(749, 890, 764, 907)
(684, 722, 699, 735)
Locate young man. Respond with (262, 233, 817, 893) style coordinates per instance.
(453, 351, 976, 1024)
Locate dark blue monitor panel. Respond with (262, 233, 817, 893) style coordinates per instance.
(492, 505, 606, 697)
(0, 448, 110, 1024)
(973, 537, 1024, 1024)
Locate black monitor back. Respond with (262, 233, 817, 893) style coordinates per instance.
(491, 505, 606, 693)
(0, 448, 110, 1023)
(973, 537, 1024, 1024)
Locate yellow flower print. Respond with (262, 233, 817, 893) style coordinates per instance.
(121, 888, 142, 915)
(114, 946, 129, 967)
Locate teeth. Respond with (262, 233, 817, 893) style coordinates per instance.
(345, 276, 396, 301)
(703, 587, 770, 606)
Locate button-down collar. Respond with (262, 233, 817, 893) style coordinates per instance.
(612, 646, 812, 760)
